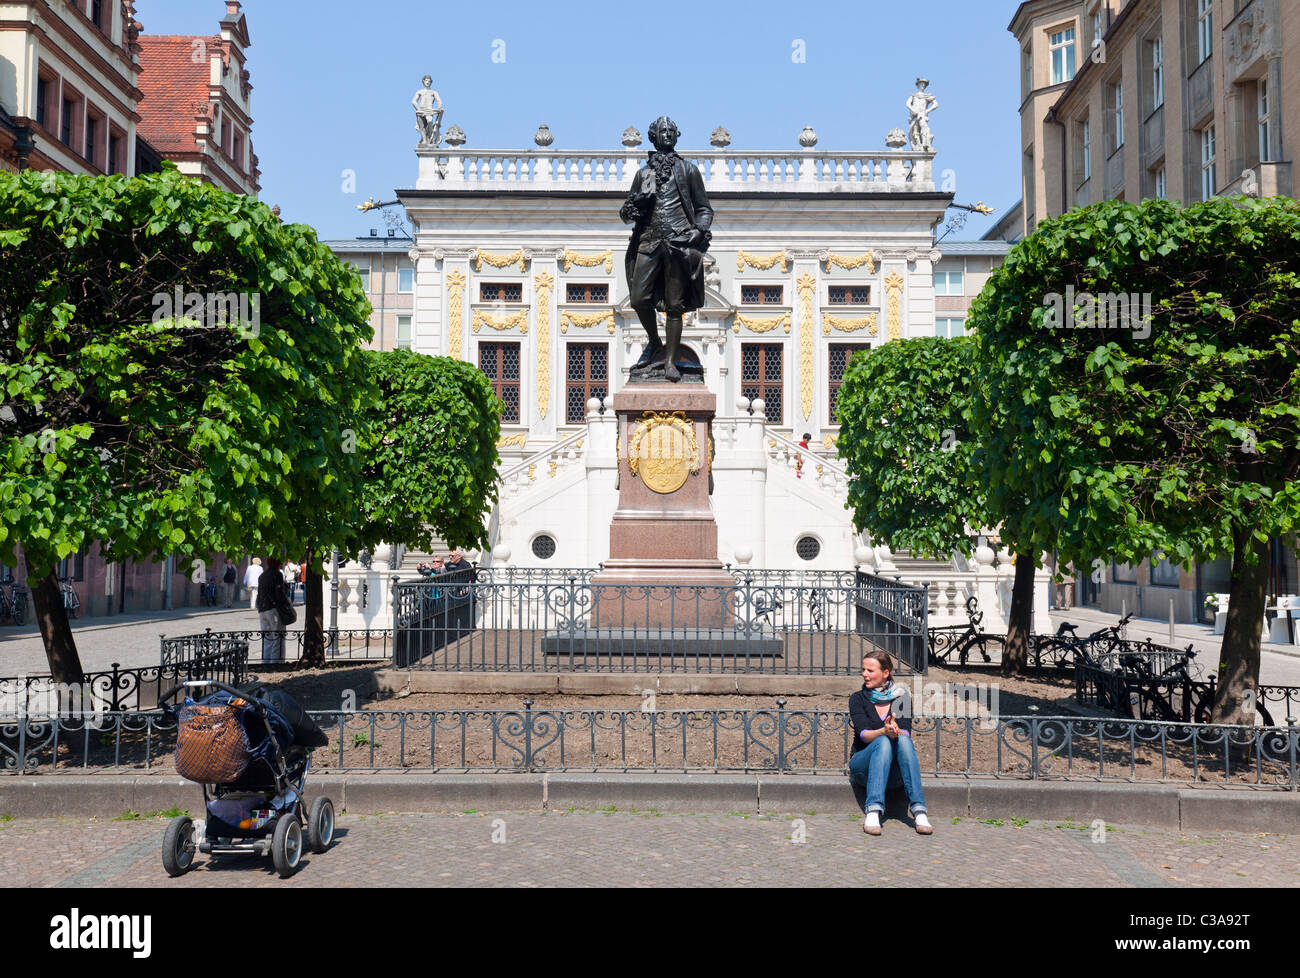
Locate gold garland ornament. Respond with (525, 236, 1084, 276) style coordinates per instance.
(627, 411, 701, 495)
(824, 314, 877, 336)
(732, 312, 791, 334)
(883, 270, 905, 340)
(823, 251, 876, 273)
(472, 309, 529, 333)
(823, 434, 838, 451)
(497, 433, 527, 448)
(797, 272, 817, 420)
(562, 249, 614, 274)
(474, 249, 528, 273)
(534, 271, 553, 420)
(446, 269, 466, 360)
(561, 311, 616, 334)
(737, 250, 788, 274)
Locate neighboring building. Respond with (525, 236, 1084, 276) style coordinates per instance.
(1011, 0, 1295, 233)
(322, 234, 417, 352)
(931, 241, 1013, 336)
(1, 2, 261, 621)
(1010, 0, 1297, 622)
(136, 1, 260, 195)
(0, 0, 143, 175)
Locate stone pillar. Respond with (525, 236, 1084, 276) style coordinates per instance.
(585, 397, 619, 566)
(591, 382, 734, 627)
(531, 258, 559, 442)
(413, 247, 443, 355)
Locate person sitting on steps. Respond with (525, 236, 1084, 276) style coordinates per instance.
(848, 651, 932, 836)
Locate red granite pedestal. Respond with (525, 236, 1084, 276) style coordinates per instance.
(589, 381, 735, 629)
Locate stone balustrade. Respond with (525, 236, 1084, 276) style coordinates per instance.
(418, 147, 936, 193)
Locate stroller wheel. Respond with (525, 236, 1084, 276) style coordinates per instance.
(306, 797, 335, 854)
(162, 816, 196, 877)
(272, 814, 304, 878)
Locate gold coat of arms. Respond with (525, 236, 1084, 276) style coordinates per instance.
(627, 411, 701, 494)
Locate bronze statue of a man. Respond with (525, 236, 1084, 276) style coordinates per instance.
(620, 116, 714, 382)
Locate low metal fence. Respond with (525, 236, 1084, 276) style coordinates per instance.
(161, 628, 394, 666)
(1, 638, 246, 714)
(4, 707, 1296, 789)
(392, 575, 927, 675)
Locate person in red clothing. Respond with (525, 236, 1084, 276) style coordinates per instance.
(796, 432, 811, 478)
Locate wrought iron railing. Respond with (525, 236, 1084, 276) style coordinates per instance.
(161, 628, 394, 666)
(1, 639, 247, 714)
(391, 575, 927, 675)
(4, 706, 1296, 789)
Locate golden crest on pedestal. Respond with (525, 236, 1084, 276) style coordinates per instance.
(627, 411, 701, 495)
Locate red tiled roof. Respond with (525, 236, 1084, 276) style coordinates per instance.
(136, 36, 213, 153)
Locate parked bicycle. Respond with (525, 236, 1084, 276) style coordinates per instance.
(927, 596, 1006, 666)
(1036, 612, 1135, 667)
(0, 582, 28, 625)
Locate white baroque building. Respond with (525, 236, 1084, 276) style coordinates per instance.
(326, 105, 1052, 632)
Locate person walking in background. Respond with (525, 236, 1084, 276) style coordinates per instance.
(222, 559, 237, 608)
(256, 556, 292, 663)
(796, 432, 811, 479)
(244, 557, 263, 610)
(282, 558, 299, 602)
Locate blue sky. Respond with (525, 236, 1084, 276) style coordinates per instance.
(143, 0, 1023, 240)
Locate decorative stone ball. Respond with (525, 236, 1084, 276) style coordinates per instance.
(444, 125, 466, 147)
(854, 545, 874, 567)
(492, 544, 512, 563)
(751, 397, 765, 416)
(734, 545, 754, 565)
(885, 127, 908, 149)
(372, 543, 394, 571)
(974, 545, 996, 567)
(586, 397, 601, 415)
(798, 126, 818, 148)
(736, 396, 751, 413)
(534, 124, 554, 147)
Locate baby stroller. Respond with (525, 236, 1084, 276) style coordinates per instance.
(159, 680, 334, 878)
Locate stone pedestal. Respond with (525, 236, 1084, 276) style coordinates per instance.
(590, 381, 734, 628)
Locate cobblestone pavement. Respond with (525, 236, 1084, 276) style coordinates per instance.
(1, 810, 1295, 887)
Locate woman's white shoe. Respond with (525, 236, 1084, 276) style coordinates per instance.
(913, 813, 933, 835)
(863, 812, 882, 836)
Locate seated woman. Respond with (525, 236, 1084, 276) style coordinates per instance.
(848, 651, 931, 836)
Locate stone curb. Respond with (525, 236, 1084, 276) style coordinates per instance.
(1, 774, 1296, 831)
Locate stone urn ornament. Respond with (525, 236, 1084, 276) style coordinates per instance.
(534, 124, 554, 147)
(444, 125, 467, 147)
(885, 127, 908, 149)
(710, 126, 731, 148)
(622, 125, 642, 147)
(798, 126, 818, 148)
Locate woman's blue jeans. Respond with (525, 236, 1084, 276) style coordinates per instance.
(848, 733, 927, 816)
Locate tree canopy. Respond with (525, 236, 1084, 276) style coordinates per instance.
(966, 195, 1300, 719)
(0, 165, 375, 679)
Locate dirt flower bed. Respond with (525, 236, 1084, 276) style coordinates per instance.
(4, 663, 1292, 788)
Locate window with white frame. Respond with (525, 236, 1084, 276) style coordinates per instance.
(1197, 0, 1213, 64)
(1091, 8, 1104, 50)
(1050, 28, 1077, 85)
(398, 267, 414, 294)
(935, 317, 965, 339)
(1150, 36, 1164, 110)
(396, 315, 412, 349)
(1082, 119, 1091, 181)
(355, 265, 370, 292)
(1154, 166, 1167, 198)
(934, 270, 964, 296)
(1022, 45, 1033, 94)
(1112, 81, 1124, 150)
(1258, 78, 1272, 163)
(1201, 125, 1217, 200)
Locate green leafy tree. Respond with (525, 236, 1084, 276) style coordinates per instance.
(299, 349, 501, 667)
(967, 195, 1300, 722)
(0, 166, 374, 681)
(835, 336, 1042, 673)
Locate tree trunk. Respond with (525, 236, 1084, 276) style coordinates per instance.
(1211, 526, 1267, 725)
(303, 563, 326, 669)
(1001, 552, 1037, 677)
(32, 567, 84, 684)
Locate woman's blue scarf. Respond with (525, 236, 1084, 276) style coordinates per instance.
(869, 679, 905, 704)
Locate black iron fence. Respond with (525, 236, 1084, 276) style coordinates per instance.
(161, 628, 394, 666)
(4, 706, 1296, 789)
(391, 574, 928, 675)
(1, 638, 246, 714)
